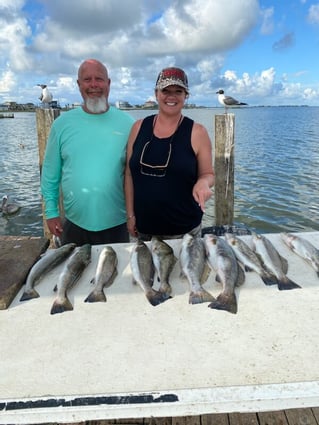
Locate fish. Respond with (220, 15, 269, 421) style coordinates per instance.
(151, 236, 177, 296)
(20, 243, 76, 301)
(84, 246, 118, 303)
(179, 233, 214, 304)
(225, 232, 278, 286)
(130, 239, 171, 306)
(204, 234, 245, 314)
(50, 244, 91, 314)
(251, 232, 301, 290)
(280, 232, 319, 277)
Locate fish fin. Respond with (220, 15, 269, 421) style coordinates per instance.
(278, 278, 301, 291)
(20, 288, 40, 301)
(208, 293, 238, 314)
(317, 271, 319, 278)
(279, 255, 289, 274)
(261, 274, 278, 286)
(146, 289, 172, 306)
(200, 263, 211, 284)
(84, 290, 107, 303)
(90, 277, 95, 285)
(236, 264, 246, 287)
(189, 288, 215, 305)
(244, 265, 253, 272)
(50, 297, 74, 314)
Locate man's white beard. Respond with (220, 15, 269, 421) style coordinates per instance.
(85, 96, 108, 113)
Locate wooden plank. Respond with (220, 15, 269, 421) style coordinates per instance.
(144, 417, 172, 425)
(285, 407, 318, 425)
(228, 412, 258, 425)
(258, 410, 288, 425)
(201, 413, 229, 425)
(0, 236, 49, 309)
(35, 108, 61, 240)
(214, 114, 235, 226)
(312, 407, 319, 423)
(172, 416, 200, 425)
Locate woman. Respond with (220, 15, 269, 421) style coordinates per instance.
(125, 67, 214, 240)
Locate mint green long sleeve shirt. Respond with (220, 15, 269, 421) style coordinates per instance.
(41, 106, 134, 231)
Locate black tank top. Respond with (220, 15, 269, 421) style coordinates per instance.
(129, 114, 202, 235)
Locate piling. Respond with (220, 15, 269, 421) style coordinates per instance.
(36, 108, 61, 240)
(214, 113, 235, 226)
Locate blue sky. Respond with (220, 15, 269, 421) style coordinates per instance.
(1, 0, 319, 107)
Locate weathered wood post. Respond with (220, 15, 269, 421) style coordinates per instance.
(36, 108, 60, 240)
(214, 113, 235, 226)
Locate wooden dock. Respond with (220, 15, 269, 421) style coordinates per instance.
(54, 408, 319, 424)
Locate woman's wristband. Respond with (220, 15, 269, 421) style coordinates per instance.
(127, 214, 135, 220)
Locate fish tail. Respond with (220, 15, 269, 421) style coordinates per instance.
(189, 288, 215, 305)
(261, 273, 278, 286)
(19, 288, 40, 301)
(84, 290, 107, 303)
(208, 293, 238, 314)
(50, 296, 74, 314)
(159, 282, 172, 295)
(278, 277, 301, 291)
(146, 288, 172, 306)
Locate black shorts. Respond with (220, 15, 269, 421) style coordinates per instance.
(61, 219, 129, 246)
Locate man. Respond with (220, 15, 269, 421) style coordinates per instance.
(41, 59, 134, 245)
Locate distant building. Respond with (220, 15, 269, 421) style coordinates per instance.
(143, 100, 157, 109)
(115, 100, 133, 109)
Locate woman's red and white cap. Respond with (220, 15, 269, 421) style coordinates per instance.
(155, 67, 189, 93)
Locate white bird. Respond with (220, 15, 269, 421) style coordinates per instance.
(216, 89, 247, 113)
(1, 195, 21, 216)
(37, 84, 53, 107)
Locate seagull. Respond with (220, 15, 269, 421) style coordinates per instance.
(1, 195, 21, 216)
(37, 84, 53, 107)
(216, 89, 247, 113)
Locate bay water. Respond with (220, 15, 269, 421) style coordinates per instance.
(1, 107, 318, 237)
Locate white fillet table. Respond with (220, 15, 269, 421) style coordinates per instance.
(0, 232, 318, 424)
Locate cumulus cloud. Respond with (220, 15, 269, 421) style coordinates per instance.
(308, 3, 319, 24)
(0, 0, 318, 106)
(260, 7, 274, 35)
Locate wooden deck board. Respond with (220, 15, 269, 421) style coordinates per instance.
(284, 407, 318, 425)
(0, 235, 49, 309)
(229, 412, 259, 425)
(258, 410, 288, 425)
(35, 408, 319, 424)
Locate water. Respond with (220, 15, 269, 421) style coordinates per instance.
(1, 107, 318, 237)
(0, 112, 43, 236)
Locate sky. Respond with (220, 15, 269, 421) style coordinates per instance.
(1, 0, 319, 107)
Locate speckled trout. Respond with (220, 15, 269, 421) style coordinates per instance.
(50, 244, 91, 314)
(252, 232, 301, 290)
(281, 232, 319, 277)
(180, 233, 214, 304)
(225, 233, 278, 286)
(204, 234, 245, 314)
(130, 239, 171, 306)
(151, 236, 177, 296)
(84, 246, 118, 303)
(20, 243, 76, 301)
